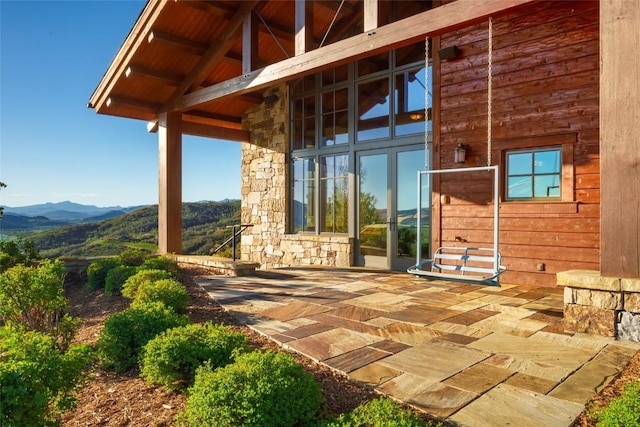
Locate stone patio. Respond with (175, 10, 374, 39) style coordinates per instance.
(193, 267, 640, 427)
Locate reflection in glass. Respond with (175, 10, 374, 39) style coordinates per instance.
(291, 95, 316, 150)
(321, 88, 348, 146)
(396, 150, 429, 258)
(506, 148, 561, 200)
(293, 158, 315, 232)
(321, 155, 349, 233)
(395, 66, 431, 137)
(359, 154, 387, 256)
(357, 78, 390, 141)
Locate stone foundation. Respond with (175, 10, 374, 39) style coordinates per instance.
(558, 270, 640, 341)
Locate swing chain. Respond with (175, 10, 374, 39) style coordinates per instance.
(487, 17, 493, 166)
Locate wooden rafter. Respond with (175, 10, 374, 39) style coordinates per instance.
(126, 65, 183, 86)
(160, 0, 260, 112)
(89, 0, 170, 111)
(174, 0, 537, 112)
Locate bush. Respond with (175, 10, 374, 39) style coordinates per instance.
(132, 278, 189, 312)
(140, 323, 248, 390)
(122, 269, 173, 299)
(98, 301, 189, 372)
(118, 249, 148, 267)
(86, 258, 120, 291)
(139, 256, 179, 277)
(180, 350, 322, 427)
(0, 238, 41, 272)
(323, 397, 436, 427)
(104, 265, 137, 296)
(595, 380, 640, 427)
(0, 260, 67, 332)
(0, 326, 93, 427)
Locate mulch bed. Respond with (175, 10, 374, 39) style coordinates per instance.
(60, 265, 640, 426)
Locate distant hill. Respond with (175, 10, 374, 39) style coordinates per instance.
(23, 200, 241, 258)
(1, 213, 70, 230)
(3, 201, 144, 224)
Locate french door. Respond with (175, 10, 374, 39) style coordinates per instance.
(357, 146, 430, 270)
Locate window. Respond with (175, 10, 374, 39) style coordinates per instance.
(320, 155, 349, 233)
(292, 158, 315, 232)
(505, 147, 561, 200)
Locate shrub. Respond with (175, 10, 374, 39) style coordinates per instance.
(595, 380, 640, 427)
(139, 256, 179, 277)
(98, 301, 189, 372)
(86, 257, 120, 291)
(122, 269, 173, 299)
(0, 238, 41, 272)
(140, 323, 248, 390)
(132, 278, 189, 312)
(0, 326, 93, 427)
(0, 260, 67, 332)
(180, 350, 322, 427)
(104, 265, 137, 296)
(323, 397, 436, 427)
(118, 249, 148, 267)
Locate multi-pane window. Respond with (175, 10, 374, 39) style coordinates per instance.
(505, 148, 561, 200)
(292, 158, 315, 232)
(290, 42, 431, 234)
(357, 77, 390, 141)
(320, 155, 349, 233)
(292, 95, 316, 150)
(321, 88, 349, 146)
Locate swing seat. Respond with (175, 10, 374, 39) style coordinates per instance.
(407, 246, 506, 286)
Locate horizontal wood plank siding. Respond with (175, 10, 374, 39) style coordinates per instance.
(437, 0, 599, 287)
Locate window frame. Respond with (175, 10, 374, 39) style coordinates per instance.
(494, 133, 576, 204)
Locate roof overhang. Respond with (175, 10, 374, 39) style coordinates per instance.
(89, 0, 538, 141)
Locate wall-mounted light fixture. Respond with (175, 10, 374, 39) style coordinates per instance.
(409, 113, 424, 121)
(438, 45, 460, 60)
(263, 93, 279, 105)
(454, 143, 469, 164)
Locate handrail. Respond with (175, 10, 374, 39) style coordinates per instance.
(211, 224, 253, 261)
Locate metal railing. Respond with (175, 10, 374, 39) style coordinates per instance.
(211, 224, 252, 261)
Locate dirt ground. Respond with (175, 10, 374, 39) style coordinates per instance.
(60, 265, 640, 426)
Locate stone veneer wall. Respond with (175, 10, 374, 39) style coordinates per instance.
(240, 84, 354, 269)
(558, 270, 640, 342)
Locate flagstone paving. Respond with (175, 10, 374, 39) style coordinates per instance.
(195, 267, 640, 426)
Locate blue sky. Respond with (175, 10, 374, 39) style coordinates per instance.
(0, 0, 241, 208)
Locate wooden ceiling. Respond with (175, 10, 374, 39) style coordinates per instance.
(89, 0, 536, 141)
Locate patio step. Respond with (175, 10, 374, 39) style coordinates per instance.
(171, 255, 259, 276)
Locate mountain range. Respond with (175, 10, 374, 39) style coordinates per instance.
(1, 201, 147, 231)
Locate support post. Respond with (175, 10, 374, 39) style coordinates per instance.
(600, 0, 640, 278)
(158, 112, 182, 254)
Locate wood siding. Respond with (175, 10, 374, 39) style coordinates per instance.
(436, 1, 599, 287)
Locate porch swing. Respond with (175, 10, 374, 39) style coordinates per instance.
(407, 18, 506, 285)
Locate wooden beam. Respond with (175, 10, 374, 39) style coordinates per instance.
(89, 0, 170, 112)
(183, 111, 243, 129)
(181, 122, 250, 141)
(295, 0, 314, 55)
(158, 112, 182, 254)
(600, 0, 640, 278)
(106, 96, 161, 112)
(126, 65, 183, 86)
(243, 11, 259, 74)
(147, 30, 208, 55)
(148, 30, 242, 65)
(364, 0, 379, 32)
(173, 0, 536, 112)
(161, 0, 259, 112)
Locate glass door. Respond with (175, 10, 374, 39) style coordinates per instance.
(357, 147, 430, 270)
(392, 149, 430, 270)
(357, 152, 389, 268)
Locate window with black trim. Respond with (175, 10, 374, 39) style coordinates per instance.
(505, 147, 561, 200)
